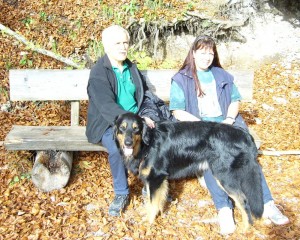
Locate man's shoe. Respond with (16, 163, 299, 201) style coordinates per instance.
(218, 207, 236, 235)
(263, 200, 289, 225)
(108, 194, 130, 217)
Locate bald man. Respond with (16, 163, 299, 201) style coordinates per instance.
(86, 25, 154, 216)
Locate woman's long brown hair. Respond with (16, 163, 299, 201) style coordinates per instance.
(179, 35, 222, 96)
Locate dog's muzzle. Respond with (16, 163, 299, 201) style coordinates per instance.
(123, 145, 133, 156)
(123, 137, 134, 156)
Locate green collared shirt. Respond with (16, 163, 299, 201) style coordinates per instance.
(112, 63, 138, 113)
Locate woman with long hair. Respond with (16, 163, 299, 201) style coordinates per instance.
(169, 35, 289, 235)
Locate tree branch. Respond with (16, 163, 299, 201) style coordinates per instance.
(258, 150, 300, 156)
(0, 23, 82, 69)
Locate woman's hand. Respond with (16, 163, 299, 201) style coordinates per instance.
(143, 116, 155, 128)
(222, 117, 235, 125)
(223, 101, 239, 125)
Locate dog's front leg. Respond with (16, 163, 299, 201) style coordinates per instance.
(145, 178, 169, 224)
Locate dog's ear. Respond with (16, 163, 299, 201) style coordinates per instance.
(113, 114, 122, 139)
(114, 114, 122, 124)
(142, 122, 152, 145)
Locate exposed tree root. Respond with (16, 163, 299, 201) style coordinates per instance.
(127, 12, 248, 59)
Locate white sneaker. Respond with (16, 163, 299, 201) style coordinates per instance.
(218, 207, 236, 235)
(263, 200, 289, 225)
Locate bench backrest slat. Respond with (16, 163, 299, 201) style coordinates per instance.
(9, 69, 254, 102)
(9, 69, 90, 101)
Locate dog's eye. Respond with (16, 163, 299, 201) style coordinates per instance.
(119, 125, 126, 131)
(133, 126, 140, 133)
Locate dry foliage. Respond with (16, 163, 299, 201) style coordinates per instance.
(0, 0, 300, 239)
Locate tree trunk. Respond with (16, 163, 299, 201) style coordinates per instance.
(31, 151, 73, 192)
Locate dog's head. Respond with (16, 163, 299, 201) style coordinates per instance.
(114, 112, 146, 160)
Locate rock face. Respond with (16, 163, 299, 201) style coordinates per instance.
(129, 0, 300, 70)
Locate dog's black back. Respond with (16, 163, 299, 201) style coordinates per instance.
(145, 121, 257, 178)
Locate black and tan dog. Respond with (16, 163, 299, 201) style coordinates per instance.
(114, 112, 263, 230)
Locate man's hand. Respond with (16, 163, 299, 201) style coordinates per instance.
(143, 117, 155, 128)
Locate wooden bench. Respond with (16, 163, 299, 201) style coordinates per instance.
(4, 69, 261, 191)
(4, 69, 260, 151)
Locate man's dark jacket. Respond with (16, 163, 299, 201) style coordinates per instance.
(86, 54, 148, 144)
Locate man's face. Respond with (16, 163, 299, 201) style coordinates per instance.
(105, 31, 129, 63)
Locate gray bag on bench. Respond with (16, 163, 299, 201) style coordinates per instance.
(138, 90, 176, 122)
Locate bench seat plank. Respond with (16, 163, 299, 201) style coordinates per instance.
(5, 125, 261, 151)
(4, 126, 107, 152)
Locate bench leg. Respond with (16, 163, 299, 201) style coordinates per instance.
(31, 150, 73, 192)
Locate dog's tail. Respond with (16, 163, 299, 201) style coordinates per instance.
(247, 166, 264, 218)
(228, 164, 263, 230)
(243, 166, 264, 219)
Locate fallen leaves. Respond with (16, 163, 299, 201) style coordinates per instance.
(1, 1, 300, 239)
(0, 78, 299, 239)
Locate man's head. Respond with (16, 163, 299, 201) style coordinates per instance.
(102, 25, 130, 66)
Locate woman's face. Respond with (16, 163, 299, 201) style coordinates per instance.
(193, 47, 214, 71)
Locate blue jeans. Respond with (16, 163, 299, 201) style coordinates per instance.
(204, 167, 273, 210)
(101, 127, 129, 195)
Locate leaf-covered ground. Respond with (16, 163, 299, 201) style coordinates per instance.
(1, 0, 300, 239)
(1, 57, 299, 240)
